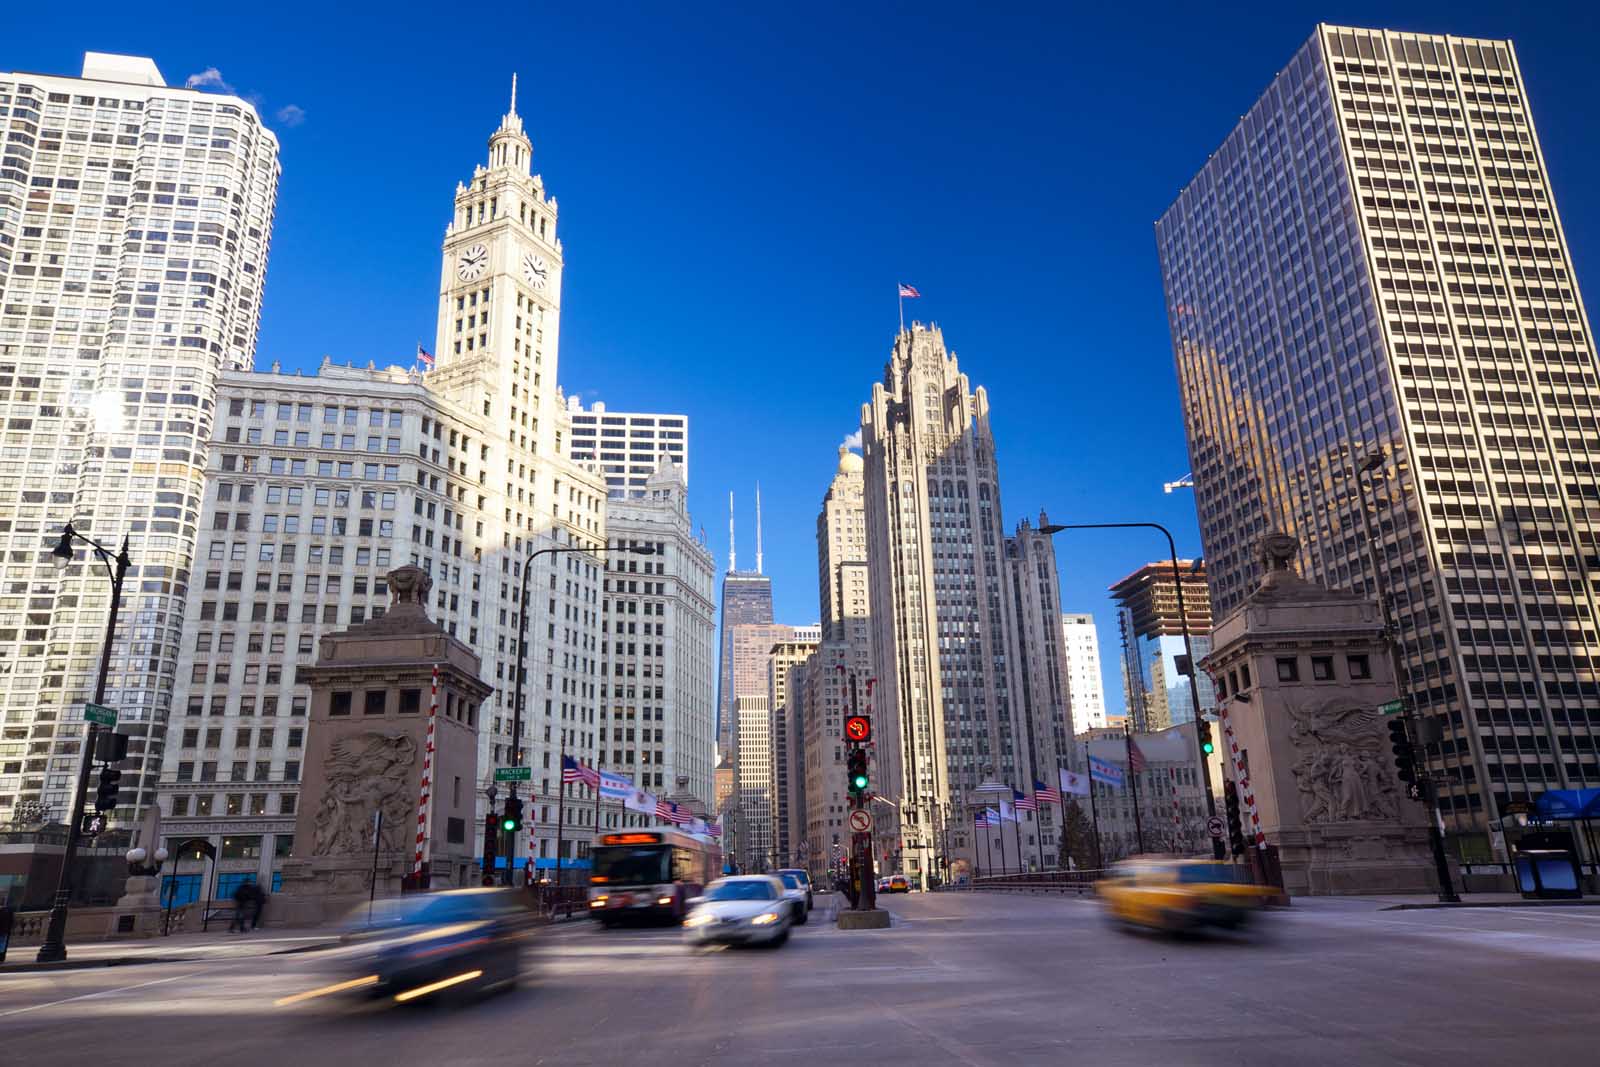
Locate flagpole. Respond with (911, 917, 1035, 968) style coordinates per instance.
(554, 736, 566, 885)
(1011, 797, 1025, 874)
(897, 283, 904, 336)
(996, 807, 1010, 875)
(972, 813, 982, 881)
(1126, 727, 1146, 855)
(1082, 754, 1104, 871)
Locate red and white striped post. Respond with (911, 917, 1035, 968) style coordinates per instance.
(1168, 767, 1180, 849)
(1216, 704, 1267, 851)
(413, 665, 439, 881)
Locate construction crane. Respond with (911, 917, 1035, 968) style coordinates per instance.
(1163, 473, 1194, 494)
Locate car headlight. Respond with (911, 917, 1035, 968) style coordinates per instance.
(683, 912, 714, 928)
(750, 912, 781, 926)
(589, 896, 608, 908)
(656, 896, 674, 906)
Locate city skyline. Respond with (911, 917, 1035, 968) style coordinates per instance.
(5, 7, 1598, 728)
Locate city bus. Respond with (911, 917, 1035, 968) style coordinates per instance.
(588, 829, 721, 925)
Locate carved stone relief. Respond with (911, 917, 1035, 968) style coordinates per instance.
(310, 732, 418, 857)
(1286, 698, 1399, 824)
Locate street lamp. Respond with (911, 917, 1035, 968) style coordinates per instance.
(1039, 521, 1226, 860)
(1353, 453, 1460, 903)
(512, 539, 656, 887)
(36, 522, 132, 964)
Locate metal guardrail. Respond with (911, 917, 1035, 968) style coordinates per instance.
(961, 869, 1107, 892)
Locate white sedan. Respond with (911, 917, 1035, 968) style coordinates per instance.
(682, 876, 793, 947)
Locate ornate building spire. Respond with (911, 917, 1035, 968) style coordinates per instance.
(488, 72, 531, 174)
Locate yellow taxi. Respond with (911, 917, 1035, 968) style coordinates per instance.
(1097, 858, 1276, 934)
(886, 874, 911, 894)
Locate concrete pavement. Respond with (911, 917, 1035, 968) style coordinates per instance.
(4, 889, 1597, 1065)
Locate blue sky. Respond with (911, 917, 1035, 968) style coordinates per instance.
(9, 2, 1599, 715)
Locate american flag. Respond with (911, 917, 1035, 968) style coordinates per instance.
(656, 798, 691, 824)
(1035, 778, 1061, 804)
(561, 755, 599, 789)
(973, 810, 990, 829)
(416, 343, 434, 368)
(1013, 787, 1038, 812)
(706, 822, 722, 838)
(898, 283, 920, 298)
(1127, 735, 1148, 774)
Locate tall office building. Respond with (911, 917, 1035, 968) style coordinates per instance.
(732, 693, 772, 871)
(597, 462, 717, 808)
(1109, 561, 1215, 731)
(156, 86, 615, 882)
(1061, 613, 1108, 733)
(860, 324, 1073, 884)
(714, 491, 773, 754)
(1158, 25, 1600, 847)
(767, 632, 818, 867)
(0, 54, 280, 825)
(565, 399, 688, 499)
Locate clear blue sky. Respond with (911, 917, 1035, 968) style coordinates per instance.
(10, 2, 1599, 715)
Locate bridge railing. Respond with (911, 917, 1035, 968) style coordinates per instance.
(948, 869, 1107, 893)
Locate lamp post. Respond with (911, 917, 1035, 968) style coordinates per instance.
(1039, 521, 1226, 859)
(1354, 453, 1460, 903)
(36, 523, 132, 963)
(511, 539, 655, 887)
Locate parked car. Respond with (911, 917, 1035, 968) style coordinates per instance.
(1097, 858, 1276, 935)
(682, 875, 793, 948)
(775, 870, 810, 924)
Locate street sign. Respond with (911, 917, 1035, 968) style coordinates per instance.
(493, 766, 532, 782)
(83, 703, 118, 727)
(848, 809, 873, 833)
(1379, 699, 1404, 716)
(1206, 815, 1225, 839)
(844, 715, 872, 742)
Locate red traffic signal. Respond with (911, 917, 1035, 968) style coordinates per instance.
(844, 715, 872, 743)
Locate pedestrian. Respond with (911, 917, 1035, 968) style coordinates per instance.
(249, 883, 268, 930)
(229, 879, 252, 933)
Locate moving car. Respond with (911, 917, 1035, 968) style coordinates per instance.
(775, 870, 810, 924)
(1097, 858, 1277, 934)
(682, 875, 793, 947)
(775, 867, 813, 912)
(886, 874, 911, 893)
(276, 888, 529, 1008)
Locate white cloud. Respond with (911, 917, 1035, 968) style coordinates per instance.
(842, 428, 863, 450)
(184, 67, 233, 92)
(275, 104, 306, 127)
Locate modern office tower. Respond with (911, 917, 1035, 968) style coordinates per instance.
(1158, 25, 1600, 847)
(767, 632, 819, 867)
(0, 54, 280, 827)
(801, 446, 876, 878)
(1061, 613, 1109, 733)
(1108, 562, 1215, 731)
(158, 86, 610, 881)
(714, 491, 773, 754)
(732, 693, 772, 871)
(860, 323, 1072, 886)
(565, 398, 689, 499)
(597, 462, 717, 808)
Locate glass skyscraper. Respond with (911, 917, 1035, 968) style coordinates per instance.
(1158, 25, 1600, 855)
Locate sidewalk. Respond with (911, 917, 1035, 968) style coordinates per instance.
(1, 928, 340, 974)
(1297, 892, 1600, 911)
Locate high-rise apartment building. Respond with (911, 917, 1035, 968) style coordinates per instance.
(860, 324, 1073, 884)
(1109, 561, 1215, 731)
(565, 399, 688, 499)
(597, 462, 717, 808)
(1158, 25, 1600, 848)
(0, 54, 280, 826)
(156, 87, 615, 881)
(1061, 613, 1108, 733)
(732, 693, 772, 871)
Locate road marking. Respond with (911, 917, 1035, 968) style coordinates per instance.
(0, 970, 205, 1018)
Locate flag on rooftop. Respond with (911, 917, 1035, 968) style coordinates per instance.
(898, 283, 920, 298)
(416, 343, 434, 368)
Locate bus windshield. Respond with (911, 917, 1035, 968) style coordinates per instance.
(592, 844, 670, 886)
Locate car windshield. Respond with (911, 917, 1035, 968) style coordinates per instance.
(778, 872, 803, 889)
(1176, 864, 1242, 885)
(592, 845, 670, 886)
(779, 869, 809, 884)
(704, 880, 775, 902)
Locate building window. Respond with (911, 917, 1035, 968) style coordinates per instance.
(1347, 655, 1371, 680)
(221, 835, 262, 860)
(364, 690, 387, 715)
(399, 689, 422, 714)
(1311, 656, 1334, 681)
(1275, 658, 1299, 683)
(330, 691, 352, 716)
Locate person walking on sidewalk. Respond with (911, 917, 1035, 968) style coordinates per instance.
(230, 880, 253, 933)
(248, 884, 268, 930)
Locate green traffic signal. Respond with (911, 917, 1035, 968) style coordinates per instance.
(501, 816, 517, 832)
(1202, 740, 1215, 755)
(851, 772, 869, 790)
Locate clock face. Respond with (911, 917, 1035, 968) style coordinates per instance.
(457, 243, 488, 281)
(522, 252, 549, 290)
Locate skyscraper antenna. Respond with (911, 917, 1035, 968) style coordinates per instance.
(509, 73, 517, 116)
(755, 483, 764, 574)
(728, 490, 736, 572)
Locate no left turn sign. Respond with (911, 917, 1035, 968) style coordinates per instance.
(849, 809, 873, 833)
(1206, 815, 1225, 838)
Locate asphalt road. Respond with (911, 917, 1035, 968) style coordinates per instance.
(5, 891, 1598, 1065)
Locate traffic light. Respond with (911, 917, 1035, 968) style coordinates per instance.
(1223, 779, 1246, 857)
(1198, 719, 1215, 756)
(846, 747, 869, 797)
(501, 795, 523, 833)
(95, 766, 122, 812)
(483, 813, 500, 867)
(1388, 718, 1415, 783)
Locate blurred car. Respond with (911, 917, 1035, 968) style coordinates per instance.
(1098, 858, 1276, 934)
(887, 874, 911, 893)
(682, 875, 793, 947)
(775, 870, 810, 924)
(876, 877, 892, 893)
(775, 867, 813, 911)
(275, 889, 529, 1008)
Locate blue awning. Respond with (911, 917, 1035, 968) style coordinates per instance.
(1533, 788, 1600, 820)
